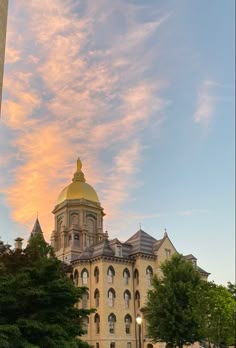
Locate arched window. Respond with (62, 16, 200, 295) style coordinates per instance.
(81, 268, 89, 285)
(135, 290, 140, 309)
(96, 343, 99, 348)
(71, 212, 79, 226)
(74, 233, 80, 247)
(108, 313, 116, 334)
(94, 313, 100, 334)
(124, 314, 132, 334)
(107, 266, 115, 284)
(74, 269, 79, 286)
(110, 343, 115, 348)
(94, 266, 99, 283)
(82, 291, 89, 309)
(94, 288, 100, 307)
(123, 268, 130, 285)
(87, 218, 95, 234)
(147, 345, 153, 348)
(58, 220, 63, 232)
(108, 288, 116, 307)
(124, 290, 131, 308)
(82, 316, 89, 335)
(146, 266, 153, 287)
(134, 269, 139, 285)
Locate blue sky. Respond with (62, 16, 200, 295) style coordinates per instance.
(0, 0, 235, 285)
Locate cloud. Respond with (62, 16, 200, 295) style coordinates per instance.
(193, 80, 216, 127)
(1, 0, 169, 239)
(176, 209, 209, 216)
(5, 47, 21, 64)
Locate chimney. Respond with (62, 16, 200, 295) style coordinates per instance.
(14, 237, 23, 251)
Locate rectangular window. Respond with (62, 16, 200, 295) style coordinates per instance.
(125, 326, 130, 334)
(82, 294, 88, 308)
(127, 343, 132, 348)
(109, 322, 115, 334)
(110, 343, 115, 348)
(165, 249, 171, 258)
(115, 245, 122, 257)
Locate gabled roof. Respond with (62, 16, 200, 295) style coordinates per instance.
(109, 238, 122, 245)
(184, 254, 197, 260)
(197, 265, 210, 275)
(125, 229, 157, 255)
(153, 231, 178, 254)
(79, 238, 114, 259)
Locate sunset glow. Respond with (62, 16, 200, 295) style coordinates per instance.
(0, 0, 234, 285)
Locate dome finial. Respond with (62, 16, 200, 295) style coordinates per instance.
(72, 158, 86, 182)
(77, 158, 82, 172)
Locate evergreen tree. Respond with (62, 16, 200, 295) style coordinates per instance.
(143, 254, 205, 348)
(0, 235, 93, 348)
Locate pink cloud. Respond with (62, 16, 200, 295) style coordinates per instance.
(194, 80, 216, 127)
(2, 0, 169, 240)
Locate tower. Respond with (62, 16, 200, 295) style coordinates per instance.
(0, 0, 8, 116)
(30, 217, 44, 239)
(51, 158, 106, 263)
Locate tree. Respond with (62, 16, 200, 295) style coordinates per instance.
(143, 254, 205, 348)
(0, 235, 93, 348)
(201, 282, 235, 348)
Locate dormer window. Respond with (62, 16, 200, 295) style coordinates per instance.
(115, 245, 122, 257)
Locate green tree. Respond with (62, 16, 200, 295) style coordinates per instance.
(201, 282, 235, 348)
(0, 235, 93, 348)
(143, 254, 205, 348)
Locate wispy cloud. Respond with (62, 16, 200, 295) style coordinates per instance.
(176, 209, 209, 216)
(1, 0, 170, 239)
(193, 80, 216, 127)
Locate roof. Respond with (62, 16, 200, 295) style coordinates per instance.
(31, 218, 43, 236)
(184, 254, 197, 260)
(197, 265, 210, 275)
(125, 229, 157, 255)
(57, 159, 100, 204)
(78, 239, 114, 260)
(29, 217, 45, 242)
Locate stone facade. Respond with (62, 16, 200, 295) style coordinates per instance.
(0, 0, 8, 115)
(49, 159, 209, 348)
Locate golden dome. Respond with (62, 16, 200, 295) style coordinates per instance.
(57, 158, 100, 204)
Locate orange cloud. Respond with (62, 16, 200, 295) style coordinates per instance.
(2, 0, 169, 240)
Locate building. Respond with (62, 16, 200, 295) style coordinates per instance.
(49, 158, 209, 348)
(0, 0, 8, 116)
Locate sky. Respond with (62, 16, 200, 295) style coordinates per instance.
(0, 0, 235, 286)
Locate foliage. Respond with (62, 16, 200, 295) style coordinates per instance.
(0, 235, 93, 348)
(143, 254, 205, 348)
(200, 281, 235, 347)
